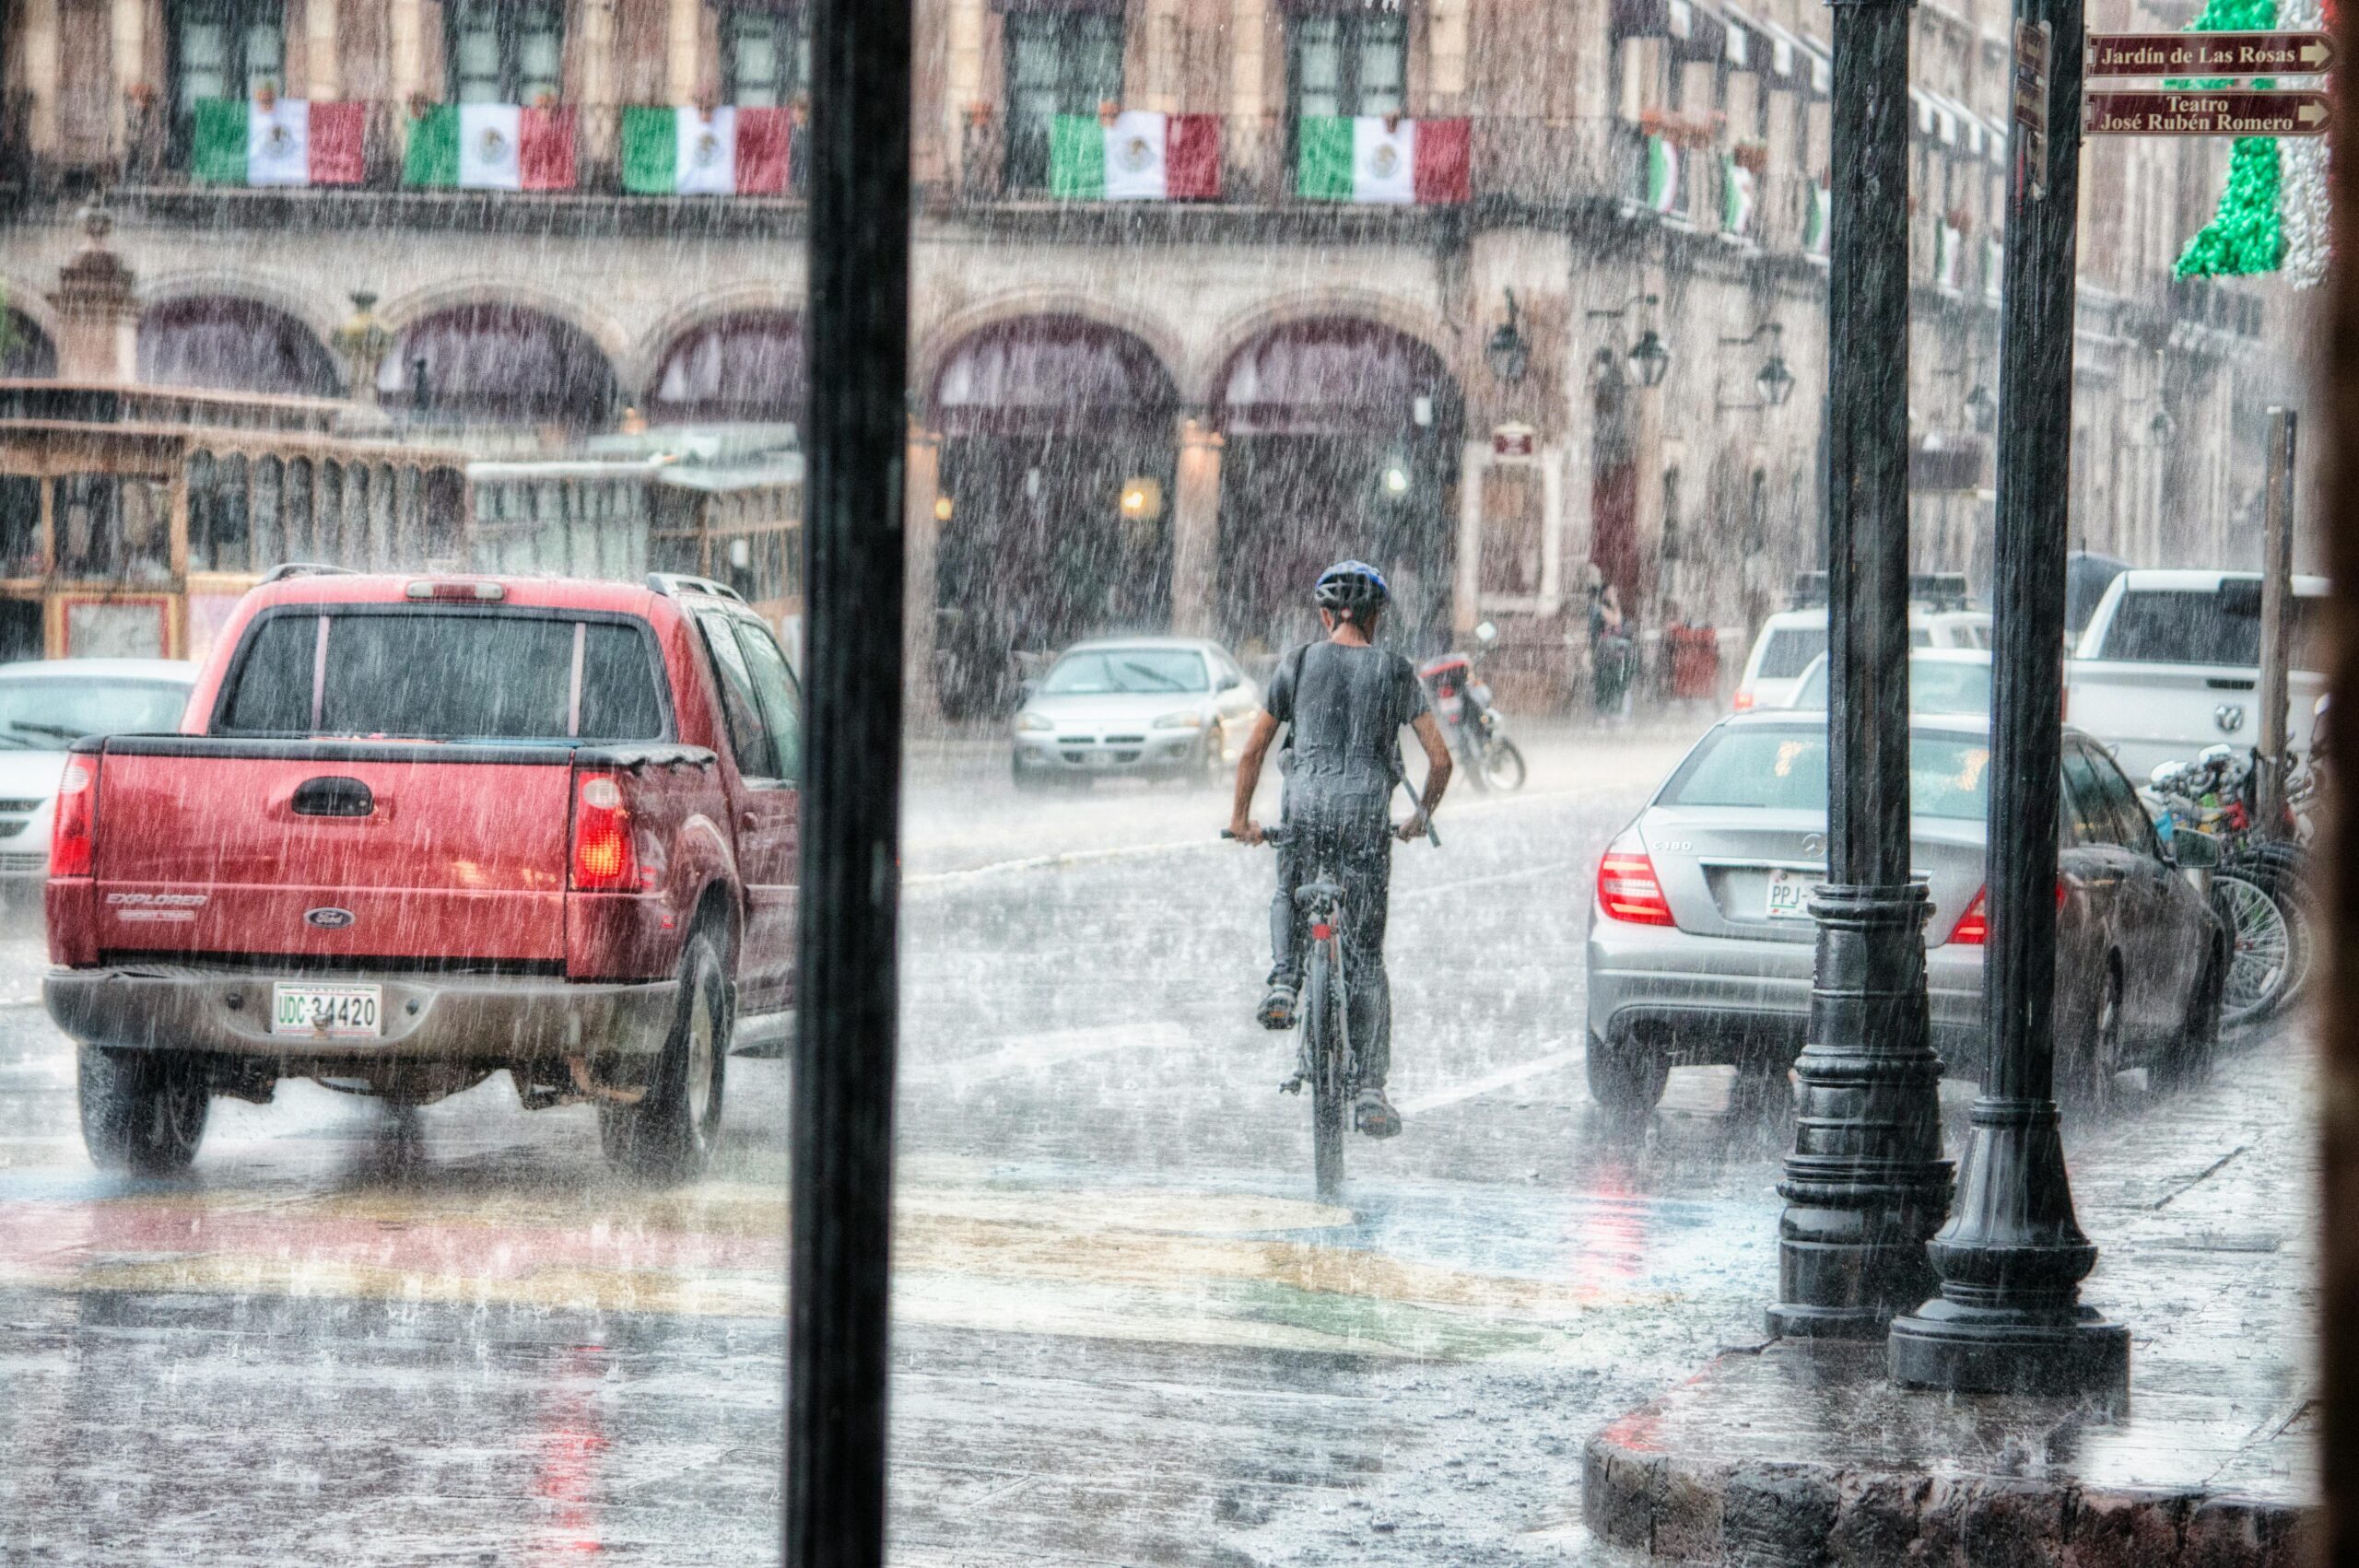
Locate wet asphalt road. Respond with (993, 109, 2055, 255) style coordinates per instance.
(0, 725, 2302, 1565)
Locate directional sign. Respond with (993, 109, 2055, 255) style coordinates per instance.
(2013, 19, 2053, 200)
(2083, 89, 2330, 135)
(2085, 29, 2333, 76)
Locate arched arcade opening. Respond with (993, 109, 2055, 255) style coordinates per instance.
(378, 304, 618, 427)
(929, 315, 1180, 719)
(1213, 320, 1462, 659)
(137, 297, 338, 397)
(649, 310, 804, 425)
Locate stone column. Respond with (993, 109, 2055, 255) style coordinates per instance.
(1229, 0, 1266, 193)
(904, 427, 944, 727)
(49, 216, 137, 385)
(24, 0, 60, 156)
(306, 0, 340, 100)
(668, 0, 703, 105)
(392, 0, 425, 102)
(111, 0, 145, 148)
(1170, 415, 1224, 636)
(583, 0, 616, 111)
(1454, 439, 1485, 632)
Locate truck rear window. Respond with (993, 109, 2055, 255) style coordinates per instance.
(2098, 586, 2321, 669)
(1755, 626, 1828, 680)
(219, 611, 666, 741)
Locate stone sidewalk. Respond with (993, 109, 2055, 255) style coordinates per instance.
(1584, 1030, 2318, 1566)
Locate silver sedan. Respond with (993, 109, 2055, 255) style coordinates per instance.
(1010, 638, 1261, 790)
(1582, 712, 2226, 1115)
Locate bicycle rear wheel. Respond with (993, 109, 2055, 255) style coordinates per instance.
(1304, 939, 1345, 1201)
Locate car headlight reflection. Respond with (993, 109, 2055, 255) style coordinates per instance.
(1154, 710, 1205, 730)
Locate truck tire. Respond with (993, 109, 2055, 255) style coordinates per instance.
(1585, 1033, 1669, 1117)
(602, 930, 732, 1181)
(78, 1046, 208, 1175)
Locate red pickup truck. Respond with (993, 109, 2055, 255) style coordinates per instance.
(43, 570, 802, 1180)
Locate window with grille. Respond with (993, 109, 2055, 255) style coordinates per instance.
(1289, 11, 1406, 123)
(724, 3, 811, 108)
(170, 0, 285, 136)
(448, 0, 565, 105)
(1003, 9, 1125, 191)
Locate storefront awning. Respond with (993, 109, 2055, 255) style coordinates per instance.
(1612, 0, 1732, 64)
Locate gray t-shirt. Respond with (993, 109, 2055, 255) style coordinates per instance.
(1267, 639, 1428, 795)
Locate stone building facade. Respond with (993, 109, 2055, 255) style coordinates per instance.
(0, 0, 2292, 713)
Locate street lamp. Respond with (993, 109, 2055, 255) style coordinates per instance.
(1719, 322, 1794, 410)
(1766, 0, 1953, 1342)
(1966, 382, 1997, 434)
(1485, 289, 1532, 386)
(1589, 291, 1672, 389)
(2150, 407, 2177, 442)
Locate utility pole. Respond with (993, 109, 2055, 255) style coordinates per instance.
(788, 0, 912, 1559)
(1888, 0, 2129, 1395)
(2254, 408, 2297, 837)
(1766, 0, 1954, 1340)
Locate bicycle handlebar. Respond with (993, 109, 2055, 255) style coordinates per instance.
(1222, 822, 1439, 848)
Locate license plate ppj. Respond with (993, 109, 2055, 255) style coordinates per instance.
(1764, 870, 1815, 921)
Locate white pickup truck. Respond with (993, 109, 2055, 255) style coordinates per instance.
(2066, 568, 2327, 780)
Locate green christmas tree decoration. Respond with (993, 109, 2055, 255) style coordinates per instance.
(2173, 0, 2287, 277)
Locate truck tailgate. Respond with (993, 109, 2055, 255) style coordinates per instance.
(2067, 659, 2323, 774)
(89, 738, 572, 963)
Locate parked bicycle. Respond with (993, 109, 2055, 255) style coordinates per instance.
(1227, 816, 1436, 1199)
(2143, 744, 2315, 1029)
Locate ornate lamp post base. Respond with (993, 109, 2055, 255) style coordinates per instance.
(1888, 1098, 2130, 1397)
(1767, 883, 1953, 1340)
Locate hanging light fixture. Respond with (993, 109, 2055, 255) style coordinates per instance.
(1965, 382, 1997, 434)
(1755, 327, 1796, 408)
(1628, 326, 1672, 389)
(1485, 289, 1532, 386)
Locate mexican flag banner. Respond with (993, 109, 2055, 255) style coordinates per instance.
(2173, 0, 2331, 285)
(1049, 111, 1220, 200)
(1297, 116, 1470, 205)
(1645, 135, 1681, 213)
(193, 97, 364, 186)
(621, 106, 792, 195)
(1719, 156, 1755, 235)
(1802, 183, 1830, 257)
(405, 103, 578, 191)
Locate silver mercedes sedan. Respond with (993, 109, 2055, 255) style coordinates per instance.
(1583, 711, 2226, 1116)
(1009, 637, 1262, 790)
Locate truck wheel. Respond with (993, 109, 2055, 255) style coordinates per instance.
(78, 1046, 208, 1175)
(1585, 1033, 1669, 1117)
(602, 930, 732, 1182)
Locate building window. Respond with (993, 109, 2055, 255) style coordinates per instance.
(448, 0, 565, 105)
(724, 3, 809, 107)
(171, 0, 285, 133)
(1289, 11, 1405, 122)
(1003, 9, 1125, 191)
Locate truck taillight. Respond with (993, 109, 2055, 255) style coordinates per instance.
(1597, 847, 1675, 926)
(52, 760, 94, 878)
(1732, 689, 1755, 711)
(570, 773, 637, 891)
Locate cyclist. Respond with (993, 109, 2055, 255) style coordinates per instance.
(1227, 560, 1454, 1139)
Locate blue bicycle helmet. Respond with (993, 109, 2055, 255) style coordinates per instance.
(1313, 559, 1391, 618)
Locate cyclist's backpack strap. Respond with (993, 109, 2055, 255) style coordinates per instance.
(1274, 641, 1309, 773)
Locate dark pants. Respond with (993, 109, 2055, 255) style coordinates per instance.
(1268, 789, 1395, 1089)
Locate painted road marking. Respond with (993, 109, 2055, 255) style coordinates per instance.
(1398, 1045, 1585, 1115)
(901, 1021, 1188, 1088)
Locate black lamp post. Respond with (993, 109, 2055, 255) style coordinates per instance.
(1887, 0, 2130, 1397)
(1485, 289, 1532, 385)
(1765, 0, 1954, 1340)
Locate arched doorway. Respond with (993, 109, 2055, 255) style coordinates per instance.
(930, 316, 1179, 719)
(649, 310, 804, 425)
(137, 298, 338, 396)
(1213, 320, 1462, 659)
(2, 311, 57, 378)
(378, 304, 617, 427)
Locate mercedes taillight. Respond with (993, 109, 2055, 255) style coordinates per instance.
(1597, 838, 1675, 926)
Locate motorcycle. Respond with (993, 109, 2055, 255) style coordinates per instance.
(1418, 621, 1528, 792)
(2142, 743, 2315, 1029)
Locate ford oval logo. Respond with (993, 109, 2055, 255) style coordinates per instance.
(305, 907, 357, 930)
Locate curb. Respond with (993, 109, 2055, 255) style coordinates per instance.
(1582, 1352, 2315, 1567)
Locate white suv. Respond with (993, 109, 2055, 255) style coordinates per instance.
(1733, 606, 1993, 710)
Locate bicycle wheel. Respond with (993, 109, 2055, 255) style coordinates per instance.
(1304, 938, 1346, 1201)
(2212, 868, 2294, 1029)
